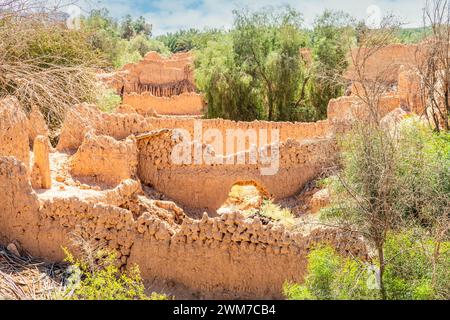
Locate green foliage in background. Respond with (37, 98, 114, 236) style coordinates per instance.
(195, 8, 353, 122)
(157, 28, 224, 53)
(308, 10, 353, 119)
(396, 27, 431, 44)
(96, 87, 122, 113)
(82, 9, 170, 69)
(195, 7, 310, 121)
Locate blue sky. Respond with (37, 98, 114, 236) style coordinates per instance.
(79, 0, 426, 35)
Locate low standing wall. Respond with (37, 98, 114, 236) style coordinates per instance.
(0, 156, 366, 299)
(121, 92, 204, 116)
(136, 130, 336, 211)
(0, 96, 368, 299)
(56, 104, 331, 151)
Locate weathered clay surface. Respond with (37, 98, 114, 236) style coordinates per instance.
(70, 131, 138, 185)
(136, 129, 337, 211)
(345, 44, 419, 82)
(121, 92, 204, 116)
(57, 103, 331, 151)
(31, 135, 51, 189)
(56, 103, 154, 151)
(112, 51, 196, 96)
(28, 105, 49, 145)
(0, 157, 41, 254)
(0, 97, 30, 166)
(327, 93, 401, 131)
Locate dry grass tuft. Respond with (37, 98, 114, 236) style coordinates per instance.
(0, 1, 106, 143)
(0, 245, 66, 300)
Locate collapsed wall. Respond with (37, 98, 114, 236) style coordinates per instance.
(121, 92, 204, 116)
(327, 93, 401, 131)
(56, 103, 154, 151)
(0, 95, 368, 298)
(345, 44, 420, 82)
(398, 66, 424, 114)
(0, 157, 41, 253)
(28, 105, 49, 146)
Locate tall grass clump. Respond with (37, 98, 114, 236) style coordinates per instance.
(0, 1, 106, 140)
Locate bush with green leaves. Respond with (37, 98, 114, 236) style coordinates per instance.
(284, 232, 449, 300)
(195, 7, 313, 122)
(394, 118, 450, 231)
(308, 10, 354, 119)
(383, 231, 449, 300)
(258, 200, 296, 228)
(316, 118, 449, 300)
(284, 245, 377, 300)
(82, 9, 170, 69)
(96, 87, 122, 113)
(157, 28, 224, 53)
(195, 8, 353, 122)
(61, 248, 166, 301)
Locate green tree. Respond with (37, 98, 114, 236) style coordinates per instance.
(61, 248, 167, 300)
(81, 10, 168, 69)
(133, 16, 152, 37)
(320, 118, 450, 299)
(196, 7, 312, 121)
(309, 10, 353, 119)
(120, 14, 135, 40)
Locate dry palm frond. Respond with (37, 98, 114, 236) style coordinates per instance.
(0, 245, 67, 300)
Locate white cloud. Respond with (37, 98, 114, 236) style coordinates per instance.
(88, 0, 427, 35)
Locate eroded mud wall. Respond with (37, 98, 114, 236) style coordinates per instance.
(121, 92, 204, 116)
(0, 156, 365, 298)
(0, 96, 369, 299)
(70, 132, 138, 185)
(56, 104, 154, 151)
(56, 104, 331, 151)
(136, 130, 337, 211)
(0, 97, 30, 166)
(345, 44, 419, 82)
(114, 52, 196, 96)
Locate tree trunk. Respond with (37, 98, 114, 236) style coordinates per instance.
(377, 245, 387, 300)
(268, 93, 274, 121)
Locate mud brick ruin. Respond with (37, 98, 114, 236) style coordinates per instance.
(0, 44, 427, 298)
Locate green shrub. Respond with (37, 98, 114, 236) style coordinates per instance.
(284, 233, 450, 300)
(129, 34, 171, 57)
(316, 118, 449, 300)
(96, 87, 122, 113)
(61, 248, 166, 300)
(283, 245, 376, 300)
(383, 232, 449, 300)
(82, 10, 171, 69)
